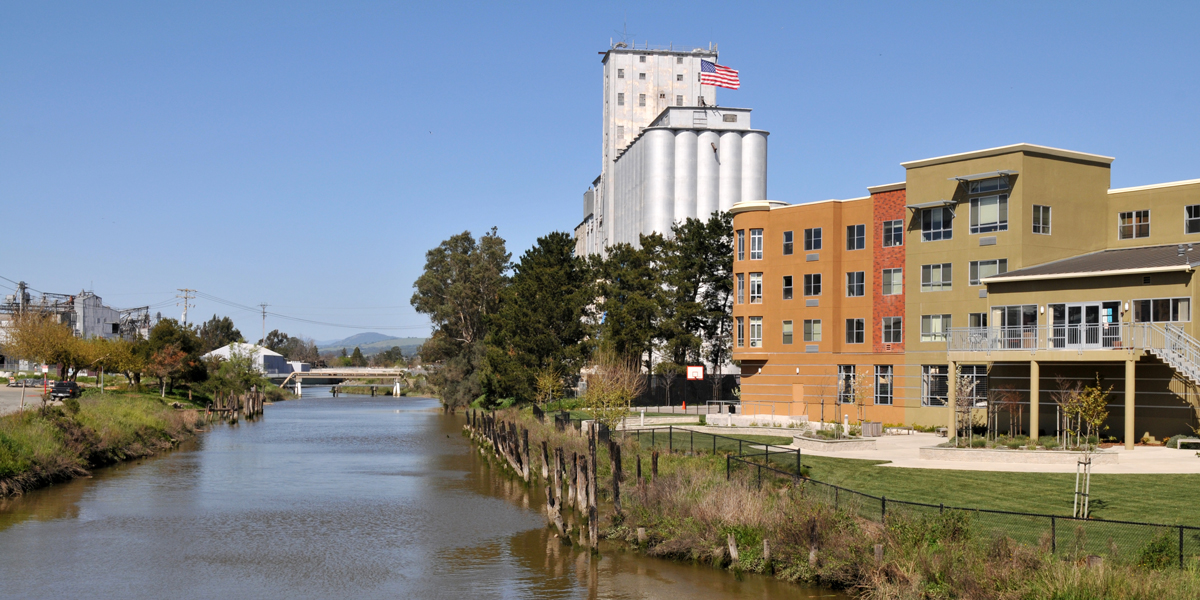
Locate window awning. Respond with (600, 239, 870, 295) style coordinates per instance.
(905, 199, 957, 210)
(948, 170, 1017, 183)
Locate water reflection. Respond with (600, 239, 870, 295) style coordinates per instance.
(0, 391, 843, 599)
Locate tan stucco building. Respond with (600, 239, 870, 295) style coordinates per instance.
(731, 143, 1200, 448)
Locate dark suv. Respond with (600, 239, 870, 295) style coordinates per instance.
(49, 381, 80, 399)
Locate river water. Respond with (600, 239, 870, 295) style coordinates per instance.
(0, 391, 843, 599)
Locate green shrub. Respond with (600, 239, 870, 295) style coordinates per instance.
(1166, 434, 1186, 449)
(698, 414, 706, 426)
(970, 437, 987, 448)
(1137, 531, 1177, 570)
(1039, 435, 1060, 449)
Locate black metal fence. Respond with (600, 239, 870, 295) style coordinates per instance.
(622, 425, 1200, 570)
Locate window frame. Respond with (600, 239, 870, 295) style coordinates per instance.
(749, 229, 764, 260)
(921, 207, 953, 242)
(846, 271, 865, 297)
(803, 319, 822, 342)
(882, 219, 904, 247)
(1033, 205, 1052, 235)
(846, 224, 865, 250)
(617, 68, 625, 78)
(1187, 205, 1200, 235)
(638, 93, 646, 107)
(748, 272, 763, 304)
(882, 268, 903, 296)
(782, 320, 793, 345)
(748, 317, 763, 348)
(735, 273, 745, 304)
(783, 230, 794, 255)
(845, 318, 865, 344)
(736, 317, 744, 347)
(837, 365, 856, 404)
(920, 263, 952, 292)
(922, 365, 949, 406)
(920, 314, 952, 342)
(1132, 298, 1191, 323)
(617, 93, 625, 106)
(736, 230, 745, 261)
(1118, 210, 1150, 239)
(803, 273, 822, 296)
(969, 258, 1008, 286)
(875, 364, 894, 405)
(804, 227, 822, 251)
(882, 317, 902, 344)
(969, 194, 1009, 234)
(782, 275, 793, 300)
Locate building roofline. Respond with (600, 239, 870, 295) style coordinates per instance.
(900, 143, 1115, 169)
(601, 46, 717, 63)
(1108, 178, 1200, 194)
(729, 200, 790, 214)
(984, 264, 1193, 284)
(867, 182, 906, 194)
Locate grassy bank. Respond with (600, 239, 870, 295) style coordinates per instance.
(0, 390, 201, 496)
(473, 408, 1200, 600)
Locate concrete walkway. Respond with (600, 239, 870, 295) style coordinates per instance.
(0, 386, 42, 416)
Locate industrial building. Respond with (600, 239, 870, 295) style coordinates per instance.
(576, 42, 769, 256)
(731, 143, 1200, 447)
(203, 343, 291, 375)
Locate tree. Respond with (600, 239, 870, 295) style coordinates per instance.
(411, 228, 511, 411)
(145, 318, 204, 388)
(583, 351, 646, 430)
(484, 231, 593, 404)
(596, 240, 660, 369)
(146, 343, 188, 397)
(695, 212, 736, 401)
(373, 346, 405, 367)
(259, 329, 290, 352)
(349, 346, 367, 367)
(203, 345, 270, 400)
(198, 315, 243, 353)
(1, 311, 77, 377)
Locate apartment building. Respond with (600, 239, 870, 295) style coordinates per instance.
(732, 143, 1200, 447)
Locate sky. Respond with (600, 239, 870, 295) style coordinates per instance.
(2, 1, 1198, 343)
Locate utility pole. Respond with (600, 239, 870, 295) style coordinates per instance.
(176, 289, 195, 325)
(259, 303, 269, 347)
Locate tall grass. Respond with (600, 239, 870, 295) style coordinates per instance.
(0, 391, 200, 496)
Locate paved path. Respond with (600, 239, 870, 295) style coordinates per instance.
(0, 385, 42, 415)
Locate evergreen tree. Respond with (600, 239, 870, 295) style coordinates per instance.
(597, 239, 661, 369)
(350, 346, 367, 366)
(197, 315, 243, 354)
(484, 231, 592, 403)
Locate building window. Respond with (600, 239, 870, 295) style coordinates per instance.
(1186, 205, 1200, 234)
(736, 317, 744, 347)
(804, 228, 822, 251)
(883, 219, 904, 247)
(617, 69, 625, 78)
(783, 231, 794, 255)
(921, 314, 951, 342)
(736, 273, 744, 304)
(803, 319, 822, 342)
(970, 194, 1009, 234)
(782, 320, 793, 344)
(750, 229, 763, 259)
(922, 365, 949, 406)
(846, 224, 865, 250)
(638, 72, 646, 80)
(638, 93, 646, 107)
(968, 176, 1009, 194)
(803, 274, 822, 296)
(639, 55, 646, 63)
(920, 263, 952, 292)
(845, 319, 865, 344)
(921, 207, 953, 241)
(749, 317, 763, 348)
(676, 74, 683, 82)
(837, 365, 856, 403)
(875, 365, 893, 405)
(882, 268, 902, 296)
(676, 95, 683, 106)
(782, 275, 793, 300)
(676, 57, 683, 64)
(969, 259, 1008, 285)
(1132, 298, 1192, 323)
(1033, 205, 1052, 235)
(1119, 210, 1150, 239)
(617, 125, 624, 140)
(882, 317, 902, 344)
(736, 230, 744, 260)
(749, 273, 763, 304)
(969, 312, 987, 328)
(723, 114, 738, 122)
(960, 364, 988, 406)
(846, 271, 865, 297)
(617, 93, 625, 106)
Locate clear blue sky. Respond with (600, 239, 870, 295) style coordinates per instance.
(3, 1, 1197, 343)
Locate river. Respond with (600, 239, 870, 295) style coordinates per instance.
(0, 391, 844, 599)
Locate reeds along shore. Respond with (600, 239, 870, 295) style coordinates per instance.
(0, 392, 201, 497)
(465, 407, 1200, 600)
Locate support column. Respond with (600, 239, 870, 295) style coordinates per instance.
(1125, 359, 1136, 451)
(1029, 361, 1040, 440)
(947, 361, 957, 440)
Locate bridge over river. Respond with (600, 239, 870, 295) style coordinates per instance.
(274, 367, 414, 396)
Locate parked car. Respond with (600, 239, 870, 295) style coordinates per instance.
(49, 381, 80, 399)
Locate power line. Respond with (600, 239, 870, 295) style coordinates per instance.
(193, 290, 429, 331)
(176, 288, 196, 325)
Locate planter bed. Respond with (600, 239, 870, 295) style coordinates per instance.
(919, 446, 1119, 464)
(792, 435, 878, 452)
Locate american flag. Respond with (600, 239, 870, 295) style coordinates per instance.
(700, 60, 739, 90)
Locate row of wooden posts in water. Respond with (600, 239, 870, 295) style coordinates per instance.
(465, 409, 669, 551)
(205, 390, 266, 423)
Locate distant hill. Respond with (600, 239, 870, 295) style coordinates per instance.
(318, 333, 426, 357)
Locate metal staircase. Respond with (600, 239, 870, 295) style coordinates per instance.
(1134, 323, 1200, 386)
